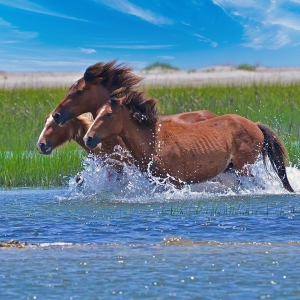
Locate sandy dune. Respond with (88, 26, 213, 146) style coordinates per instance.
(2, 66, 300, 89)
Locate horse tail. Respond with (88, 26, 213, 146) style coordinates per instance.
(257, 123, 294, 192)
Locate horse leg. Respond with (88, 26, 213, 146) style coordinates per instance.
(223, 161, 235, 173)
(231, 145, 261, 177)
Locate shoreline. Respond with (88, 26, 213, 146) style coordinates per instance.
(2, 67, 300, 89)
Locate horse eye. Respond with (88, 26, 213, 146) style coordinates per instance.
(107, 112, 113, 117)
(77, 90, 84, 95)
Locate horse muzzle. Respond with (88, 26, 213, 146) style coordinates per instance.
(83, 135, 101, 150)
(36, 142, 53, 155)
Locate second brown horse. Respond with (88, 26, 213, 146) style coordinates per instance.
(83, 89, 294, 192)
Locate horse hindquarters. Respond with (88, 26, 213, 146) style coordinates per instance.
(257, 123, 294, 192)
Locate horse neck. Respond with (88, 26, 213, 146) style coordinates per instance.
(119, 110, 156, 171)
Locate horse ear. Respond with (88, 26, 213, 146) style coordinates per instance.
(111, 87, 126, 97)
(111, 95, 126, 106)
(110, 98, 120, 106)
(92, 77, 105, 85)
(146, 98, 157, 108)
(110, 87, 128, 105)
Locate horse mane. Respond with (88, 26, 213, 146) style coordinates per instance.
(111, 89, 158, 126)
(83, 60, 143, 92)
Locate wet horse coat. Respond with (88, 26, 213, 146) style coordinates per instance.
(83, 91, 294, 192)
(49, 60, 220, 169)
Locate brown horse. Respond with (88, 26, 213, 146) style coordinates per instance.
(51, 60, 217, 125)
(83, 90, 294, 192)
(36, 114, 133, 172)
(49, 60, 222, 170)
(36, 114, 99, 155)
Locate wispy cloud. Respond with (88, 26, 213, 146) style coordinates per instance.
(7, 59, 91, 67)
(212, 0, 300, 49)
(79, 47, 97, 54)
(243, 26, 291, 49)
(93, 0, 173, 25)
(193, 34, 218, 47)
(92, 44, 174, 49)
(0, 17, 38, 42)
(0, 0, 88, 22)
(158, 55, 174, 59)
(0, 17, 15, 28)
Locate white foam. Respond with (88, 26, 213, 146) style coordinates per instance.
(64, 150, 300, 203)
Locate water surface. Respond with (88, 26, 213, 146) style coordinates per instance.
(1, 162, 300, 299)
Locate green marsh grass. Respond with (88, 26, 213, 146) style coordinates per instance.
(161, 198, 300, 216)
(0, 83, 299, 188)
(0, 87, 85, 188)
(148, 84, 300, 163)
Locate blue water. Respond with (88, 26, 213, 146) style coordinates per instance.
(1, 162, 300, 299)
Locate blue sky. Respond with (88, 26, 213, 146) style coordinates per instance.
(1, 0, 300, 72)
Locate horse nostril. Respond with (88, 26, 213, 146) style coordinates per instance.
(85, 136, 93, 147)
(37, 142, 46, 153)
(41, 143, 46, 151)
(52, 112, 61, 123)
(84, 135, 100, 149)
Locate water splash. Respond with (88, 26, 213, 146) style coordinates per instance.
(65, 149, 300, 203)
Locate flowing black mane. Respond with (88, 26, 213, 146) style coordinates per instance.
(84, 60, 143, 92)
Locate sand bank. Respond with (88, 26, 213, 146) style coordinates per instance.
(2, 66, 300, 89)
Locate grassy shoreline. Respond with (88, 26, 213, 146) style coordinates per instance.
(1, 83, 299, 188)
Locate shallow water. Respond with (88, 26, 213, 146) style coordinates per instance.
(1, 161, 300, 299)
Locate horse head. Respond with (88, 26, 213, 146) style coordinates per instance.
(51, 60, 142, 126)
(36, 114, 74, 154)
(51, 77, 110, 125)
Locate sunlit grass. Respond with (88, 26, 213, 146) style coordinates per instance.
(0, 150, 84, 188)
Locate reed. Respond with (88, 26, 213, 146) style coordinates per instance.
(0, 83, 299, 187)
(0, 150, 84, 188)
(161, 200, 296, 216)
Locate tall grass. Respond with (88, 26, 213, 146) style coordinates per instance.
(0, 150, 84, 188)
(0, 83, 299, 188)
(0, 87, 86, 188)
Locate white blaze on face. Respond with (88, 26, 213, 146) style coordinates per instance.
(38, 115, 53, 143)
(85, 106, 106, 137)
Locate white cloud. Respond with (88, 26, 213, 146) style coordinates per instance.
(0, 0, 88, 22)
(2, 40, 18, 44)
(157, 55, 174, 59)
(271, 17, 300, 32)
(193, 34, 218, 47)
(14, 29, 38, 39)
(243, 27, 291, 49)
(92, 44, 174, 49)
(0, 17, 38, 42)
(212, 0, 300, 49)
(0, 17, 15, 28)
(79, 47, 97, 54)
(8, 59, 90, 67)
(93, 0, 173, 25)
